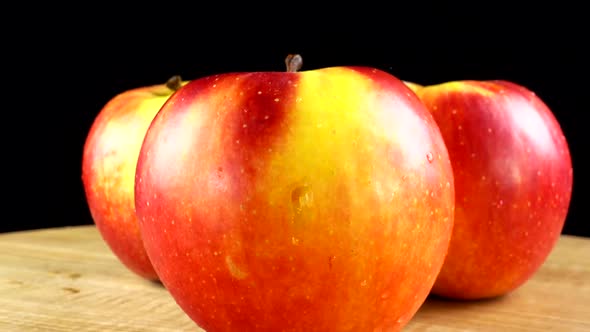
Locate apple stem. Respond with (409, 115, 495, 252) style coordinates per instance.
(285, 54, 303, 72)
(165, 75, 183, 91)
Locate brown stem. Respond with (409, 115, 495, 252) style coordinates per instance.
(165, 75, 183, 91)
(285, 54, 303, 72)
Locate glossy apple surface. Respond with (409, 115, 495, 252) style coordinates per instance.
(135, 56, 455, 331)
(414, 80, 573, 299)
(82, 76, 186, 280)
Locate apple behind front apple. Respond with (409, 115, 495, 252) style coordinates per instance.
(410, 80, 573, 299)
(135, 65, 455, 331)
(82, 76, 186, 280)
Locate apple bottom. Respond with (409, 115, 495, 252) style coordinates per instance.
(431, 202, 566, 300)
(140, 197, 452, 332)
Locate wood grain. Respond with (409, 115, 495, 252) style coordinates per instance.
(1, 226, 588, 331)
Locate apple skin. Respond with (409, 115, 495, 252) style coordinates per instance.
(414, 80, 573, 299)
(403, 81, 423, 94)
(82, 76, 186, 280)
(135, 63, 456, 331)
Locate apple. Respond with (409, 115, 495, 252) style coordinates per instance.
(82, 75, 187, 280)
(134, 55, 455, 331)
(403, 81, 423, 94)
(412, 80, 573, 299)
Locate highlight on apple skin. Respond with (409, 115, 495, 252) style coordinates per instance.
(134, 55, 456, 331)
(82, 76, 187, 280)
(411, 80, 573, 300)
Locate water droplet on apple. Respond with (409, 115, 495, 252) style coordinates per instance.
(328, 255, 335, 269)
(291, 185, 313, 218)
(291, 185, 313, 224)
(426, 152, 434, 163)
(291, 185, 313, 213)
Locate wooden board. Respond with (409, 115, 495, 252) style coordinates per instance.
(1, 225, 589, 331)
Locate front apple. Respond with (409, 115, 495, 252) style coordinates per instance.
(82, 76, 186, 280)
(135, 56, 455, 331)
(414, 80, 573, 299)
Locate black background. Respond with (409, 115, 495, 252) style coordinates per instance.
(7, 5, 588, 237)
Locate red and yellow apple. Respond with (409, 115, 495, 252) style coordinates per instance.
(412, 80, 573, 299)
(82, 75, 187, 280)
(135, 55, 456, 331)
